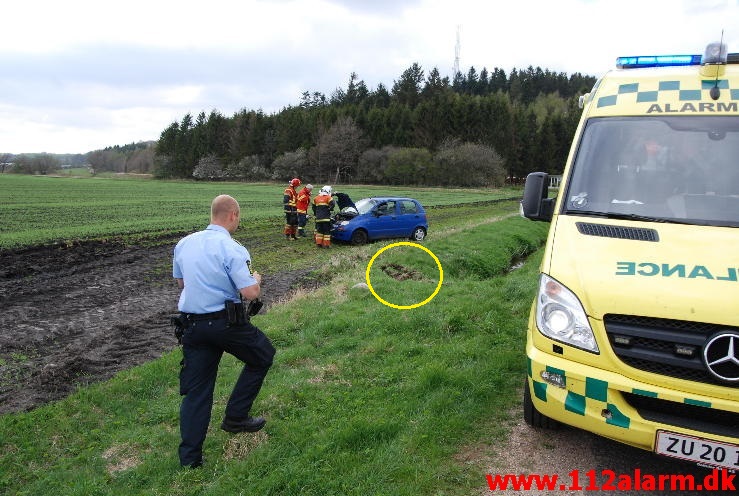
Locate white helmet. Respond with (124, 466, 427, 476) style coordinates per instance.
(320, 185, 332, 196)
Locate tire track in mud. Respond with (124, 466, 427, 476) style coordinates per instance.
(0, 240, 315, 414)
(0, 242, 179, 413)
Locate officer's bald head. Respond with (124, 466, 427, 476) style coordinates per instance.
(211, 195, 240, 231)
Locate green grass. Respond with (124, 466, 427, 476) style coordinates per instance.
(0, 174, 520, 249)
(0, 213, 549, 495)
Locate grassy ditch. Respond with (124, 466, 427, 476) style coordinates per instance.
(0, 216, 549, 496)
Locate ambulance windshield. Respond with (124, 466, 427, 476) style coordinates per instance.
(564, 116, 739, 227)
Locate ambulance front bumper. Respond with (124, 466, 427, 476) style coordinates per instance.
(526, 339, 739, 452)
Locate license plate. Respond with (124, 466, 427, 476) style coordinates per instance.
(656, 431, 739, 470)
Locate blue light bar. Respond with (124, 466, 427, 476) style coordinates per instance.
(616, 54, 701, 69)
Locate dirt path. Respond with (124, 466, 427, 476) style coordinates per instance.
(477, 407, 713, 496)
(0, 239, 314, 414)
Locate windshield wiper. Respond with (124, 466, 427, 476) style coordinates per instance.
(568, 210, 699, 225)
(601, 212, 668, 223)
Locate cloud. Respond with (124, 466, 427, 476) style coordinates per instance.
(2, 0, 739, 153)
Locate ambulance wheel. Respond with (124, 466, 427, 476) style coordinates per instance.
(350, 229, 368, 245)
(523, 378, 560, 429)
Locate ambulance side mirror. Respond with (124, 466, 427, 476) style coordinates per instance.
(521, 172, 554, 222)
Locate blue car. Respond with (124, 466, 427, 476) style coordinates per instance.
(331, 197, 428, 245)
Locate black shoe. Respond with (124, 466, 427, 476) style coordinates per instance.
(183, 459, 203, 469)
(221, 416, 266, 433)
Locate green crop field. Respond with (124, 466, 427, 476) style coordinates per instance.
(0, 174, 520, 249)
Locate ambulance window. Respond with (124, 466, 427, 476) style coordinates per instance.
(564, 116, 739, 227)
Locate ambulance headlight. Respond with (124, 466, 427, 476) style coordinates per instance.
(536, 274, 599, 353)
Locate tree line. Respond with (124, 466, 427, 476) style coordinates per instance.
(0, 153, 69, 175)
(1, 142, 156, 176)
(2, 64, 594, 183)
(86, 142, 156, 174)
(155, 64, 595, 186)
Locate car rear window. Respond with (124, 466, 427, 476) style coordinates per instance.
(400, 200, 418, 214)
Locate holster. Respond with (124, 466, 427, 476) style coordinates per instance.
(225, 300, 246, 325)
(170, 315, 186, 344)
(225, 298, 264, 326)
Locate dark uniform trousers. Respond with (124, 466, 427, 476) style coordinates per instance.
(178, 315, 275, 466)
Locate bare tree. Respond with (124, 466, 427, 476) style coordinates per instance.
(271, 148, 308, 182)
(87, 151, 103, 175)
(316, 116, 367, 184)
(0, 153, 12, 173)
(32, 154, 60, 175)
(126, 146, 155, 173)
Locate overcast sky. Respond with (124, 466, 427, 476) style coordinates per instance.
(2, 0, 738, 154)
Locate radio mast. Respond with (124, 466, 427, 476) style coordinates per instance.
(453, 25, 461, 77)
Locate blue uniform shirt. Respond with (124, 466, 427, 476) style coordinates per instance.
(173, 224, 257, 314)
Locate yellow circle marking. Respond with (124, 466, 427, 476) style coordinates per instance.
(365, 242, 443, 310)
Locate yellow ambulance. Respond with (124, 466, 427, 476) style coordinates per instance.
(521, 42, 739, 469)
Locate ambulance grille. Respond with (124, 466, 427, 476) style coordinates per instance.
(622, 393, 738, 438)
(576, 222, 659, 242)
(604, 314, 738, 388)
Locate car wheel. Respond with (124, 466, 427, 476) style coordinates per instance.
(410, 227, 426, 241)
(523, 377, 560, 429)
(350, 229, 368, 245)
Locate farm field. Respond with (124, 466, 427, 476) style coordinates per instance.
(0, 175, 523, 414)
(0, 174, 517, 249)
(1, 175, 552, 495)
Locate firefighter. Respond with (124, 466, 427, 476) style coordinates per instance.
(295, 183, 313, 237)
(283, 178, 300, 240)
(312, 185, 335, 248)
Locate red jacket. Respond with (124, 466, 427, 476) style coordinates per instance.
(296, 188, 312, 213)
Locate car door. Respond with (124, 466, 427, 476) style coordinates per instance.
(370, 200, 398, 238)
(396, 200, 423, 236)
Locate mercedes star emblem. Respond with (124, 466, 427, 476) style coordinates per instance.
(703, 331, 739, 383)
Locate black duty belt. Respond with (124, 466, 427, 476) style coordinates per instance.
(182, 309, 227, 321)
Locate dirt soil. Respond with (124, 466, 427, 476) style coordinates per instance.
(0, 239, 316, 414)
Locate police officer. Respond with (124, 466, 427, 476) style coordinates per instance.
(173, 194, 275, 468)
